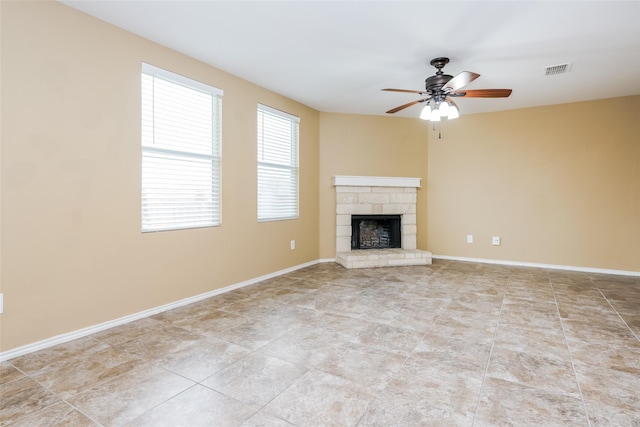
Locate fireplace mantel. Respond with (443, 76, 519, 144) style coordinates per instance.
(333, 175, 421, 188)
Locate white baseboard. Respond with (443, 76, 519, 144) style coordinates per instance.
(0, 259, 320, 362)
(432, 254, 640, 277)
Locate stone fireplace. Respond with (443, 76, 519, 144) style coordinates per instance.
(334, 176, 432, 269)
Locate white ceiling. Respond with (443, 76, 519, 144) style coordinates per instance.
(61, 1, 640, 118)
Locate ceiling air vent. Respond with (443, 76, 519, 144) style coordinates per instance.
(544, 63, 572, 76)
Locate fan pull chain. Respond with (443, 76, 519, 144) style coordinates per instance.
(432, 123, 442, 140)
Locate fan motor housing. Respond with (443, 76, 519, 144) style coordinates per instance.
(425, 74, 453, 93)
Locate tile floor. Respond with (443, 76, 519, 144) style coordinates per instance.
(2, 260, 639, 426)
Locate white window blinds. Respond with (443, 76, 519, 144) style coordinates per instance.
(141, 63, 222, 232)
(257, 104, 299, 222)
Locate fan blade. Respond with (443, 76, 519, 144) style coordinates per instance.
(442, 71, 480, 92)
(382, 88, 428, 95)
(452, 89, 512, 98)
(386, 98, 430, 114)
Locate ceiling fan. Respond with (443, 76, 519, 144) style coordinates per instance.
(383, 57, 512, 120)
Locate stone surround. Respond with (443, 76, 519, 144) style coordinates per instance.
(334, 176, 432, 268)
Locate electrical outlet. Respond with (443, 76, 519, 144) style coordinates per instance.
(0, 293, 4, 314)
(492, 236, 501, 246)
(290, 240, 296, 250)
(467, 235, 473, 243)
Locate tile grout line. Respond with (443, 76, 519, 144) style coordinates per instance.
(596, 287, 640, 343)
(549, 275, 592, 427)
(469, 276, 508, 427)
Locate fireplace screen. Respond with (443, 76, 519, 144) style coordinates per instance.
(351, 215, 401, 250)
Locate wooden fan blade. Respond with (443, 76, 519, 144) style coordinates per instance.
(382, 88, 427, 95)
(386, 98, 430, 114)
(442, 71, 480, 92)
(452, 89, 512, 98)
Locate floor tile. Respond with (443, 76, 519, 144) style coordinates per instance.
(316, 342, 406, 390)
(114, 323, 204, 362)
(450, 291, 503, 308)
(486, 347, 580, 398)
(412, 333, 492, 369)
(153, 335, 253, 381)
(501, 296, 559, 317)
(220, 297, 288, 319)
(621, 315, 640, 338)
(474, 377, 588, 426)
(202, 351, 308, 407)
(30, 345, 144, 399)
(7, 401, 98, 427)
(10, 336, 108, 375)
(127, 384, 257, 426)
(211, 316, 293, 350)
(258, 325, 349, 368)
(560, 291, 609, 305)
(67, 363, 194, 426)
(0, 362, 24, 385)
(555, 301, 621, 323)
(497, 307, 563, 334)
(91, 317, 170, 347)
(566, 337, 640, 372)
(152, 305, 246, 335)
(240, 410, 296, 426)
(573, 361, 640, 414)
(353, 322, 424, 355)
(264, 369, 375, 427)
(430, 310, 498, 345)
(0, 376, 61, 426)
(358, 391, 474, 427)
(560, 317, 638, 343)
(377, 304, 442, 333)
(583, 400, 640, 427)
(318, 294, 398, 325)
(385, 356, 484, 419)
(493, 323, 571, 360)
(316, 313, 374, 339)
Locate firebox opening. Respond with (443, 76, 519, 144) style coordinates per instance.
(351, 215, 401, 250)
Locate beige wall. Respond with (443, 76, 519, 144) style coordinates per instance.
(318, 113, 430, 258)
(0, 1, 319, 351)
(427, 96, 640, 271)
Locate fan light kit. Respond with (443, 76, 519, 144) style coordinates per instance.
(418, 99, 459, 122)
(383, 57, 512, 128)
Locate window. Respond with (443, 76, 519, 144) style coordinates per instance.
(257, 104, 299, 222)
(141, 63, 222, 232)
